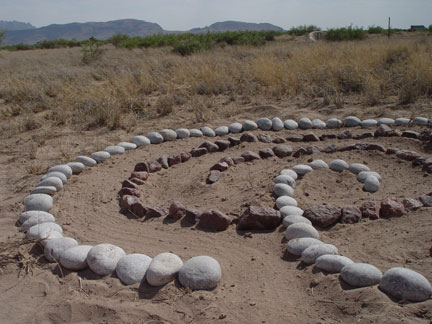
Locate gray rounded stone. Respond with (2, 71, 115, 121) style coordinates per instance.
(41, 171, 67, 184)
(348, 163, 370, 175)
(44, 237, 78, 262)
(176, 128, 190, 139)
(364, 176, 380, 193)
(19, 211, 53, 224)
(280, 169, 298, 180)
(146, 132, 164, 144)
(59, 245, 93, 271)
(412, 117, 428, 126)
(117, 142, 137, 150)
(282, 215, 312, 227)
(329, 159, 349, 172)
(379, 267, 432, 302)
(242, 120, 258, 131)
(292, 164, 313, 176)
(285, 223, 320, 240)
(31, 186, 57, 195)
(341, 263, 383, 287)
(378, 118, 395, 126)
(21, 213, 55, 232)
(190, 129, 203, 137)
(357, 171, 381, 183)
(344, 116, 361, 127)
(257, 118, 272, 130)
(315, 255, 354, 273)
(272, 117, 284, 131)
(37, 177, 63, 191)
(24, 194, 53, 212)
(215, 126, 229, 136)
(201, 126, 216, 137)
(48, 165, 73, 179)
(326, 118, 343, 129)
(66, 162, 85, 174)
(131, 136, 151, 147)
(286, 237, 323, 256)
(104, 145, 125, 155)
(91, 151, 111, 162)
(309, 159, 329, 169)
(116, 253, 152, 285)
(298, 117, 313, 130)
(179, 256, 222, 290)
(280, 205, 303, 217)
(26, 222, 63, 239)
(229, 122, 243, 133)
(284, 119, 298, 130)
(301, 243, 338, 264)
(274, 184, 295, 198)
(87, 244, 126, 276)
(146, 253, 183, 286)
(159, 129, 177, 141)
(276, 196, 297, 209)
(395, 118, 410, 126)
(274, 175, 296, 188)
(361, 119, 378, 128)
(312, 119, 326, 129)
(76, 156, 97, 167)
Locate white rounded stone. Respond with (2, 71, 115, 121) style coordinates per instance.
(91, 151, 111, 162)
(201, 126, 216, 137)
(315, 255, 354, 273)
(276, 196, 297, 209)
(31, 186, 57, 195)
(286, 237, 323, 256)
(146, 252, 183, 286)
(412, 117, 428, 126)
(159, 129, 177, 141)
(21, 213, 55, 232)
(274, 175, 296, 188)
(344, 116, 361, 127)
(215, 126, 229, 136)
(26, 222, 63, 240)
(378, 118, 395, 126)
(179, 256, 222, 290)
(117, 142, 137, 150)
(361, 119, 378, 128)
(280, 169, 298, 180)
(242, 120, 258, 131)
(301, 243, 338, 264)
(116, 253, 152, 285)
(309, 159, 329, 169)
(274, 183, 295, 198)
(66, 162, 85, 174)
(189, 129, 203, 137)
(395, 118, 410, 126)
(341, 263, 383, 287)
(40, 231, 63, 246)
(272, 117, 284, 131)
(363, 176, 380, 193)
(131, 136, 151, 147)
(282, 215, 312, 227)
(59, 245, 92, 271)
(87, 244, 126, 276)
(146, 132, 164, 144)
(329, 159, 349, 172)
(76, 156, 97, 167)
(285, 223, 319, 240)
(48, 165, 73, 179)
(19, 211, 53, 224)
(176, 128, 190, 139)
(44, 237, 78, 262)
(292, 164, 313, 176)
(348, 163, 370, 174)
(36, 177, 63, 191)
(104, 145, 125, 155)
(41, 171, 67, 184)
(326, 118, 343, 129)
(229, 122, 243, 133)
(256, 118, 272, 130)
(379, 267, 432, 302)
(280, 205, 303, 217)
(284, 119, 298, 130)
(24, 194, 53, 212)
(298, 117, 313, 130)
(312, 119, 326, 129)
(357, 171, 381, 183)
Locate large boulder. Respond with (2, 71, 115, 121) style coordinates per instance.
(146, 253, 183, 286)
(197, 210, 231, 231)
(303, 205, 341, 228)
(236, 206, 281, 231)
(179, 256, 222, 290)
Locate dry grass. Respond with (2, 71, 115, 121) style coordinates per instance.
(0, 34, 431, 138)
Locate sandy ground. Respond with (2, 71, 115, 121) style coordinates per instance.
(0, 101, 431, 324)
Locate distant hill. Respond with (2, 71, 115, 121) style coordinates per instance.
(0, 20, 35, 31)
(2, 19, 284, 45)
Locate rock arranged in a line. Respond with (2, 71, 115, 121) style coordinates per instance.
(17, 115, 432, 300)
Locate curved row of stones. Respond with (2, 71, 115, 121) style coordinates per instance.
(19, 115, 432, 296)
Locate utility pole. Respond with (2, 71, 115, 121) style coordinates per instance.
(388, 17, 391, 39)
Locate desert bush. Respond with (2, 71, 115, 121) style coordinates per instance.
(81, 38, 104, 64)
(288, 25, 320, 36)
(0, 30, 4, 46)
(325, 26, 366, 41)
(367, 25, 384, 34)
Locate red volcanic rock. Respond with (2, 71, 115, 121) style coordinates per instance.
(122, 180, 139, 189)
(363, 143, 386, 152)
(303, 205, 341, 228)
(380, 198, 405, 218)
(168, 154, 182, 166)
(129, 177, 146, 185)
(396, 150, 421, 161)
(197, 210, 231, 231)
(147, 160, 162, 173)
(259, 148, 275, 159)
(232, 157, 245, 164)
(157, 155, 169, 169)
(257, 134, 272, 143)
(375, 124, 392, 137)
(285, 135, 303, 142)
(168, 201, 187, 220)
(134, 162, 149, 172)
(146, 206, 168, 218)
(219, 156, 235, 166)
(386, 148, 399, 155)
(241, 151, 261, 162)
(307, 146, 321, 154)
(337, 130, 352, 140)
(320, 134, 337, 140)
(228, 136, 241, 146)
(293, 147, 308, 158)
(353, 132, 374, 140)
(419, 194, 432, 207)
(403, 198, 423, 211)
(303, 132, 320, 142)
(120, 195, 146, 217)
(210, 162, 229, 172)
(360, 201, 380, 220)
(183, 208, 201, 226)
(321, 144, 337, 153)
(180, 152, 191, 163)
(273, 145, 293, 158)
(119, 187, 141, 198)
(402, 130, 419, 139)
(130, 171, 149, 181)
(236, 206, 281, 231)
(341, 206, 362, 224)
(199, 141, 219, 153)
(272, 137, 286, 144)
(207, 170, 221, 184)
(215, 140, 231, 151)
(240, 132, 258, 143)
(191, 147, 208, 157)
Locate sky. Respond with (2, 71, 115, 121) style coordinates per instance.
(1, 0, 431, 30)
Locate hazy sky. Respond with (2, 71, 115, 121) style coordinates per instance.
(1, 0, 431, 30)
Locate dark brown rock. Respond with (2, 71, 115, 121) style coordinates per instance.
(293, 147, 308, 158)
(396, 150, 421, 161)
(259, 148, 275, 159)
(306, 146, 321, 154)
(374, 124, 392, 137)
(122, 180, 139, 189)
(197, 210, 231, 231)
(380, 198, 405, 218)
(134, 162, 149, 172)
(341, 206, 362, 224)
(285, 135, 303, 142)
(191, 147, 208, 157)
(419, 130, 432, 142)
(402, 131, 419, 139)
(146, 206, 168, 218)
(219, 156, 235, 166)
(412, 157, 427, 167)
(386, 148, 399, 155)
(129, 177, 146, 185)
(320, 134, 337, 140)
(199, 141, 219, 153)
(257, 134, 272, 143)
(360, 201, 380, 219)
(419, 195, 432, 207)
(130, 171, 149, 181)
(157, 155, 169, 169)
(168, 154, 182, 166)
(147, 160, 162, 173)
(120, 195, 146, 217)
(180, 152, 191, 163)
(273, 145, 293, 158)
(240, 132, 258, 143)
(232, 157, 245, 164)
(337, 144, 358, 152)
(118, 187, 141, 198)
(303, 205, 341, 228)
(210, 162, 229, 172)
(337, 130, 352, 140)
(272, 137, 286, 144)
(321, 144, 337, 153)
(183, 208, 201, 226)
(402, 198, 423, 211)
(215, 140, 231, 151)
(363, 143, 386, 152)
(168, 201, 187, 220)
(353, 132, 374, 140)
(241, 151, 261, 162)
(303, 132, 320, 142)
(207, 170, 221, 184)
(228, 136, 241, 146)
(236, 206, 281, 230)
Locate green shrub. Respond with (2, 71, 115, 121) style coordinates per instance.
(367, 25, 384, 34)
(325, 26, 366, 41)
(0, 30, 4, 46)
(81, 38, 104, 64)
(288, 25, 320, 36)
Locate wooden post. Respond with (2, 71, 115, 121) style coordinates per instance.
(388, 17, 391, 39)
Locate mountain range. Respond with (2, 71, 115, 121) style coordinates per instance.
(0, 19, 284, 45)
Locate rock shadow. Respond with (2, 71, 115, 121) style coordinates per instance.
(138, 280, 165, 300)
